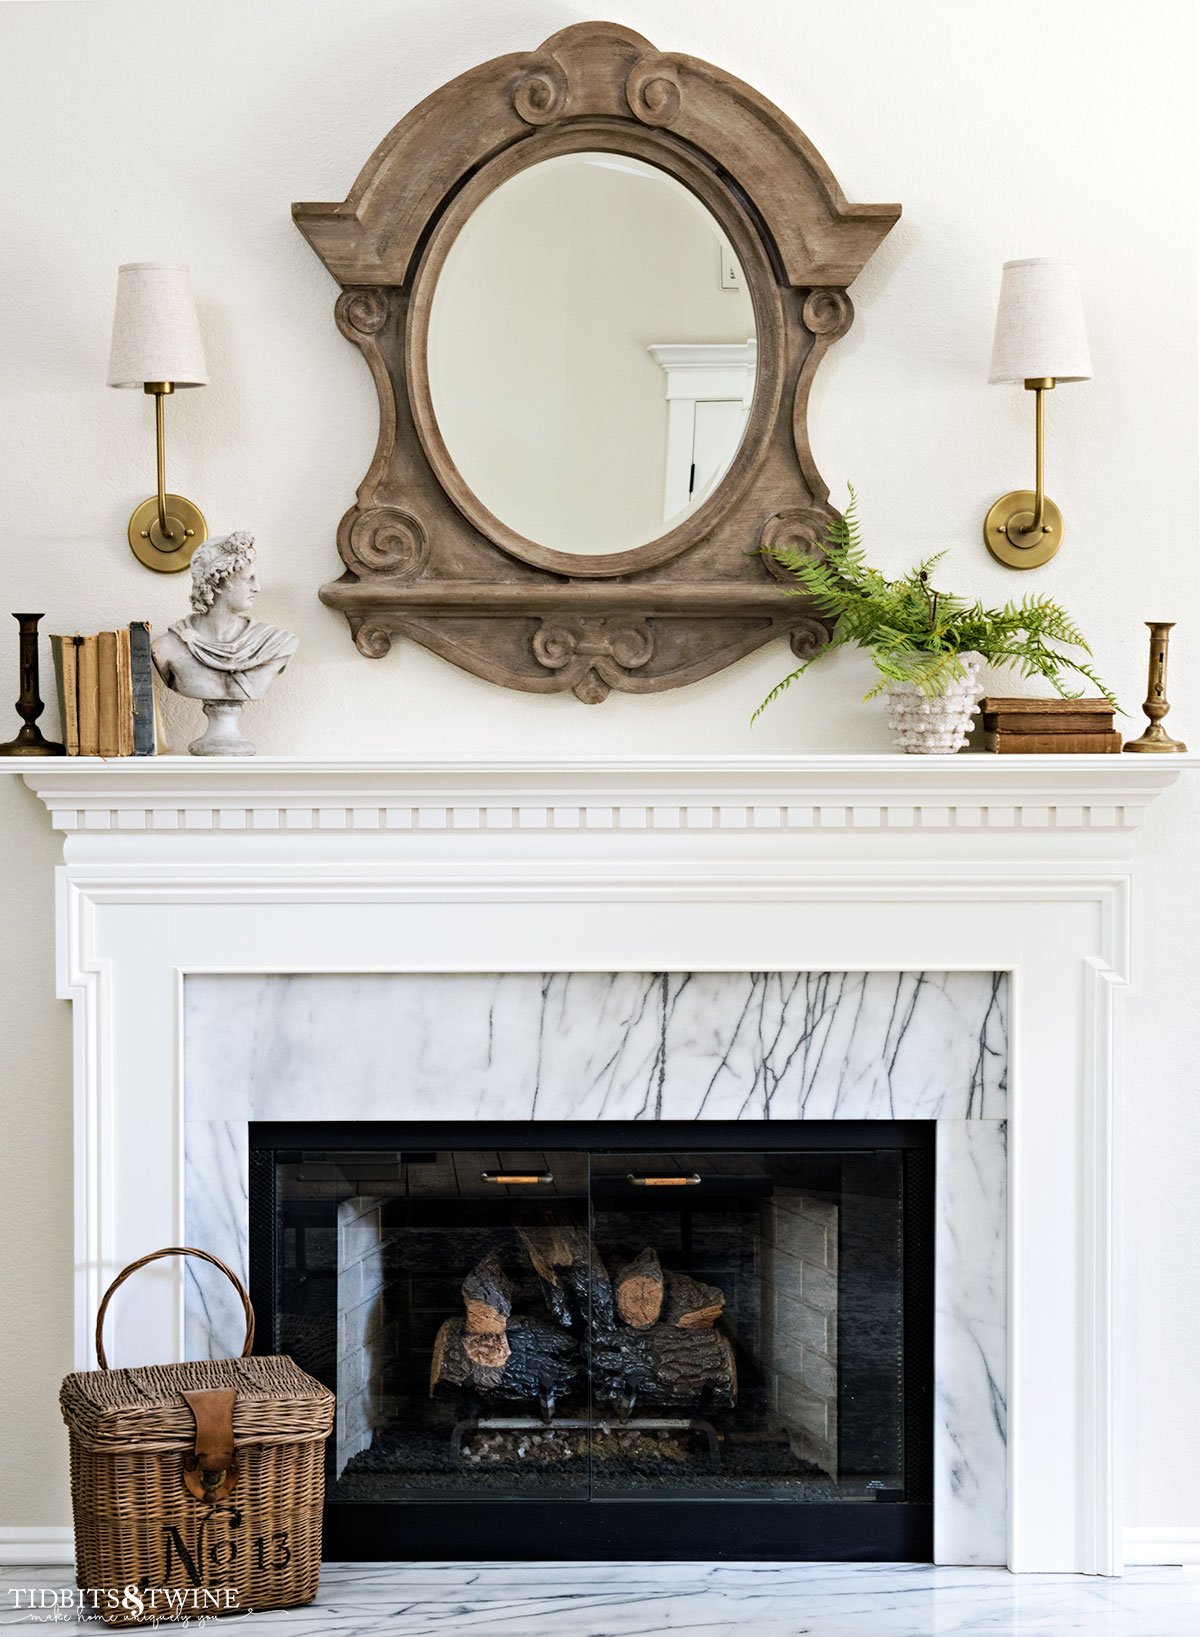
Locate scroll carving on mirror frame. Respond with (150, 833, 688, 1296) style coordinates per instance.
(532, 617, 657, 705)
(294, 21, 900, 700)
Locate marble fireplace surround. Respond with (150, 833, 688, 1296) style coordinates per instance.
(184, 969, 1008, 1564)
(17, 752, 1196, 1577)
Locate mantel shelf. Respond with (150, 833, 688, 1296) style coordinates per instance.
(10, 752, 1196, 836)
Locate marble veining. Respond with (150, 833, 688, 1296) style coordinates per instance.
(182, 969, 1008, 1567)
(933, 1122, 1007, 1565)
(4, 1563, 1199, 1636)
(185, 970, 1007, 1125)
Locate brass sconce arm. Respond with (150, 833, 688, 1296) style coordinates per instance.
(146, 381, 174, 539)
(984, 377, 1062, 569)
(1028, 376, 1052, 534)
(126, 383, 207, 572)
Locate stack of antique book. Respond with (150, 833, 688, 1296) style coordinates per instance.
(979, 696, 1120, 753)
(50, 623, 159, 756)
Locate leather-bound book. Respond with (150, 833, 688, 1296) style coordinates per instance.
(96, 630, 119, 758)
(115, 627, 134, 757)
(980, 697, 1114, 734)
(50, 634, 80, 755)
(128, 621, 157, 756)
(984, 710, 1114, 734)
(76, 635, 99, 757)
(984, 728, 1122, 754)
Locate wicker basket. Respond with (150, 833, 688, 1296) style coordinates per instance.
(60, 1247, 334, 1627)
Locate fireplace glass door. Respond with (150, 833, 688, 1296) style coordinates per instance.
(250, 1122, 933, 1559)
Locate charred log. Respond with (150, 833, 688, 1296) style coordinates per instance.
(461, 1329, 511, 1370)
(662, 1271, 725, 1330)
(613, 1247, 665, 1328)
(462, 1250, 513, 1336)
(516, 1216, 615, 1329)
(590, 1323, 737, 1410)
(431, 1315, 581, 1401)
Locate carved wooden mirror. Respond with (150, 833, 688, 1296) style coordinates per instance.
(294, 22, 899, 701)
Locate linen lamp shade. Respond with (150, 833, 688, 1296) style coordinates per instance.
(107, 262, 208, 389)
(988, 258, 1092, 385)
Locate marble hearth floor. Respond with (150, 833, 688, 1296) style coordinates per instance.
(3, 1563, 1200, 1634)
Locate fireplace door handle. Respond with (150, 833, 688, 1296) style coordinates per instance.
(480, 1171, 554, 1185)
(626, 1174, 702, 1187)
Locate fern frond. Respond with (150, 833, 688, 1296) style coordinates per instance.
(754, 484, 1118, 722)
(751, 662, 812, 723)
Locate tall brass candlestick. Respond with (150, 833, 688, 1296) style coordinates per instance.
(0, 613, 65, 756)
(1124, 621, 1187, 753)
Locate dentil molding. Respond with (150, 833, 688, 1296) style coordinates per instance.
(10, 753, 1196, 838)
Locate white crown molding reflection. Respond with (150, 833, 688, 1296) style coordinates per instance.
(11, 753, 1195, 838)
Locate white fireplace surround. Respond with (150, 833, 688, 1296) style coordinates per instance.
(14, 752, 1197, 1577)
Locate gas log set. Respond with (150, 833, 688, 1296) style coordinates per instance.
(430, 1219, 738, 1420)
(262, 1136, 929, 1554)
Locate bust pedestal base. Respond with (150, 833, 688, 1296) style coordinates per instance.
(189, 700, 254, 757)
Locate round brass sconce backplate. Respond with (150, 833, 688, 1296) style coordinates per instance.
(984, 490, 1063, 570)
(127, 495, 207, 573)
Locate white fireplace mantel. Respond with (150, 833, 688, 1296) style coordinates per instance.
(14, 752, 1193, 842)
(10, 752, 1196, 1577)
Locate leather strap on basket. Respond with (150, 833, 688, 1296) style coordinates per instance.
(181, 1387, 240, 1502)
(94, 1246, 256, 1370)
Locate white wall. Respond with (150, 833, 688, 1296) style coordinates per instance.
(0, 0, 1195, 1539)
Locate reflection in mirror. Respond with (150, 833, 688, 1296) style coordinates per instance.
(427, 153, 757, 557)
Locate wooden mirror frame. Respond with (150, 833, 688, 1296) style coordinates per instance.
(294, 21, 900, 702)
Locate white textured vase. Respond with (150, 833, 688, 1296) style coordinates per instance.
(884, 653, 983, 755)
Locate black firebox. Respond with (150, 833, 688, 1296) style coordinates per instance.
(248, 1120, 934, 1561)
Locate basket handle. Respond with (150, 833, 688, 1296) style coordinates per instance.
(95, 1246, 256, 1370)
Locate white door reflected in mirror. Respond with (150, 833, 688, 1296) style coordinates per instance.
(426, 152, 757, 557)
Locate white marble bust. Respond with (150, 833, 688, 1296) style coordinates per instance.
(153, 531, 298, 755)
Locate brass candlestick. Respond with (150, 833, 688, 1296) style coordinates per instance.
(1124, 622, 1187, 753)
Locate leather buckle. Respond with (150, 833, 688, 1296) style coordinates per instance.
(181, 1388, 240, 1503)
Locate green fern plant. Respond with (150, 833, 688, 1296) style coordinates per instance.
(754, 487, 1118, 721)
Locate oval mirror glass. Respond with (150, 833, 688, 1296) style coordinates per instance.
(426, 152, 757, 557)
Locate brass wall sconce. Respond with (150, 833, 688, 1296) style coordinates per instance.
(108, 262, 208, 572)
(984, 258, 1092, 570)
